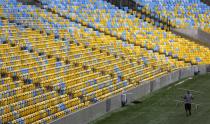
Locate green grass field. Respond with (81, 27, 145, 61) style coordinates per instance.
(90, 73, 210, 124)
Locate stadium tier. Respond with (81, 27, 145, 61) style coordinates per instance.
(0, 0, 209, 124)
(40, 0, 210, 64)
(133, 0, 210, 30)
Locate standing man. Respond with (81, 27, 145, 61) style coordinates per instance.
(121, 90, 127, 107)
(194, 65, 199, 76)
(184, 91, 193, 116)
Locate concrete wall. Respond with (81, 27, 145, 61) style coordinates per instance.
(172, 28, 210, 48)
(172, 28, 198, 40)
(179, 66, 194, 79)
(198, 29, 210, 46)
(51, 65, 208, 124)
(197, 64, 207, 74)
(51, 101, 107, 124)
(170, 70, 180, 83)
(207, 65, 210, 72)
(127, 81, 151, 102)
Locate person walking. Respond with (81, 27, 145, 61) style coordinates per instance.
(184, 91, 193, 116)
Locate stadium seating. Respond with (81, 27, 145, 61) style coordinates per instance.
(133, 0, 210, 31)
(39, 0, 210, 64)
(0, 0, 190, 123)
(0, 0, 209, 123)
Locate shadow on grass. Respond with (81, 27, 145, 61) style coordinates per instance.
(132, 100, 142, 104)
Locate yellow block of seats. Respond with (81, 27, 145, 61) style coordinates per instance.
(84, 89, 103, 101)
(0, 86, 40, 106)
(203, 26, 210, 33)
(0, 77, 12, 85)
(11, 97, 81, 124)
(3, 91, 55, 113)
(0, 80, 22, 92)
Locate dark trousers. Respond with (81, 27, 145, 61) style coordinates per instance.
(121, 99, 127, 107)
(194, 71, 200, 76)
(185, 103, 192, 115)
